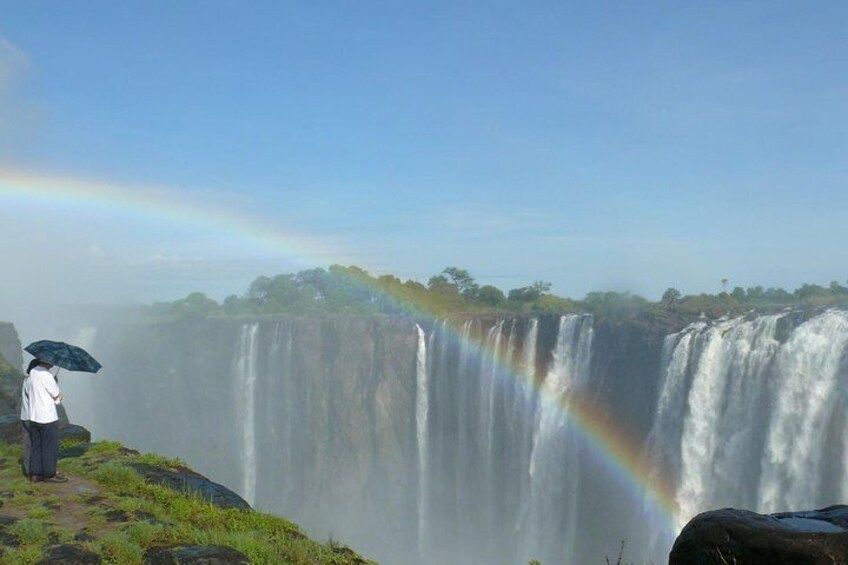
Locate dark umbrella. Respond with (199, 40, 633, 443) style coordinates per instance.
(24, 340, 102, 373)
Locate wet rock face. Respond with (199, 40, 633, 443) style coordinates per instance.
(143, 545, 248, 564)
(669, 506, 848, 565)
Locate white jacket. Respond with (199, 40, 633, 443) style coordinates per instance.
(23, 366, 61, 424)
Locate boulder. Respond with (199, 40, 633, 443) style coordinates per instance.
(129, 462, 250, 510)
(669, 505, 848, 565)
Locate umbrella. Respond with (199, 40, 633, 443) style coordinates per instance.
(24, 340, 102, 373)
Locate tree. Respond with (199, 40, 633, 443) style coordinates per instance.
(661, 287, 682, 304)
(477, 285, 506, 307)
(169, 292, 219, 318)
(731, 286, 746, 302)
(441, 267, 480, 298)
(508, 281, 552, 303)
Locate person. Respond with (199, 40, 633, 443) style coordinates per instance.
(19, 358, 39, 477)
(24, 360, 68, 483)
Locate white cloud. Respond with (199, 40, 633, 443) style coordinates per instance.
(0, 35, 28, 93)
(0, 35, 36, 163)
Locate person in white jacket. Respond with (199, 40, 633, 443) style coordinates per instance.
(23, 361, 67, 483)
(19, 359, 39, 477)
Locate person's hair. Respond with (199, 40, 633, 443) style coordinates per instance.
(26, 359, 39, 374)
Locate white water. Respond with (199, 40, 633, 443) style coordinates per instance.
(77, 309, 848, 565)
(415, 323, 428, 560)
(758, 311, 848, 511)
(234, 323, 259, 506)
(647, 310, 848, 541)
(522, 314, 593, 564)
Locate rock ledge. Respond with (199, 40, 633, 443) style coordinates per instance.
(670, 505, 848, 565)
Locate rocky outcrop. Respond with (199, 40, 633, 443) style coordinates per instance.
(129, 462, 250, 510)
(0, 348, 23, 415)
(0, 415, 90, 447)
(0, 322, 22, 374)
(669, 506, 848, 564)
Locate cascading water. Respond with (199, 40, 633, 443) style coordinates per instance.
(521, 314, 593, 565)
(758, 310, 848, 512)
(415, 323, 429, 560)
(645, 309, 848, 545)
(234, 323, 259, 506)
(77, 308, 848, 565)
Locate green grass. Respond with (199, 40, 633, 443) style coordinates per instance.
(0, 437, 375, 565)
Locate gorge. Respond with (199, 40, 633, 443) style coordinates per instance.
(57, 308, 848, 564)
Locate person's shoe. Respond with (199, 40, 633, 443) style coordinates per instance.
(30, 475, 44, 483)
(43, 475, 68, 483)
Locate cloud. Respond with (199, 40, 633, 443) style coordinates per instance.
(0, 36, 36, 163)
(0, 35, 28, 93)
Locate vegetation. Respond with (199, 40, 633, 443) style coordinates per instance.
(0, 438, 374, 564)
(144, 266, 848, 321)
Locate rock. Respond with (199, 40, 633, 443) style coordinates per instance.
(669, 505, 848, 565)
(0, 414, 23, 445)
(104, 509, 129, 522)
(143, 545, 248, 564)
(60, 423, 91, 444)
(129, 463, 250, 510)
(34, 544, 102, 564)
(0, 322, 23, 375)
(0, 414, 91, 446)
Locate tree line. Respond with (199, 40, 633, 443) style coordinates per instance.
(143, 266, 848, 320)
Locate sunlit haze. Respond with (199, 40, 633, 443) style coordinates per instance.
(2, 2, 847, 339)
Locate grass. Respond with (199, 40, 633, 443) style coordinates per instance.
(0, 436, 375, 565)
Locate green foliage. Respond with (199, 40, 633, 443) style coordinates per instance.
(478, 285, 507, 307)
(531, 294, 577, 313)
(508, 281, 552, 304)
(661, 287, 681, 304)
(140, 263, 848, 321)
(582, 291, 650, 318)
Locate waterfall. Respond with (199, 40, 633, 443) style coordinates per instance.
(233, 323, 259, 506)
(415, 323, 429, 559)
(758, 310, 848, 511)
(646, 310, 848, 545)
(675, 315, 781, 522)
(521, 314, 593, 564)
(81, 308, 848, 565)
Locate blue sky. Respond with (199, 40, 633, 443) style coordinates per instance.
(1, 1, 847, 316)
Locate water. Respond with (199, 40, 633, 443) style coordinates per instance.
(234, 323, 259, 506)
(78, 310, 848, 564)
(415, 323, 428, 560)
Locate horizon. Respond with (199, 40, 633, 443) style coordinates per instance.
(2, 2, 847, 334)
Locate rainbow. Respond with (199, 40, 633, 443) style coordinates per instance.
(421, 317, 682, 542)
(0, 168, 346, 265)
(0, 167, 683, 543)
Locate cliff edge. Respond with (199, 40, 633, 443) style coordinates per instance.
(0, 419, 375, 564)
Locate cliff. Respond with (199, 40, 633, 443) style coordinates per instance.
(0, 321, 374, 564)
(0, 423, 375, 564)
(0, 322, 22, 374)
(45, 307, 846, 564)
